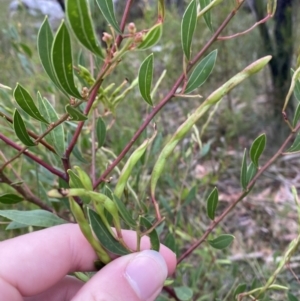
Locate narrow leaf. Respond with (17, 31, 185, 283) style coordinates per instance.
(139, 216, 160, 251)
(246, 162, 257, 183)
(206, 187, 218, 220)
(181, 0, 197, 60)
(14, 84, 48, 123)
(234, 283, 247, 298)
(95, 0, 121, 34)
(51, 21, 82, 99)
(294, 73, 300, 101)
(0, 210, 67, 227)
(164, 233, 176, 253)
(65, 104, 88, 121)
(199, 0, 212, 31)
(88, 208, 130, 255)
(66, 0, 104, 58)
(293, 102, 300, 127)
(287, 133, 300, 152)
(138, 53, 154, 106)
(96, 117, 106, 148)
(38, 94, 65, 156)
(288, 292, 298, 301)
(240, 148, 247, 190)
(249, 133, 266, 167)
(137, 23, 163, 50)
(113, 195, 136, 227)
(37, 18, 59, 86)
(13, 109, 36, 146)
(0, 194, 23, 205)
(185, 49, 217, 94)
(208, 234, 234, 249)
(6, 221, 28, 230)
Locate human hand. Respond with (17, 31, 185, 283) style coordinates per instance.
(0, 224, 176, 301)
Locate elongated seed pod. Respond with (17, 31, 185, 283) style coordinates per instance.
(150, 56, 272, 197)
(48, 188, 89, 198)
(69, 197, 110, 263)
(114, 130, 157, 199)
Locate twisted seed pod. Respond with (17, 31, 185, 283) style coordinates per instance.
(114, 130, 157, 199)
(69, 197, 111, 264)
(150, 56, 272, 197)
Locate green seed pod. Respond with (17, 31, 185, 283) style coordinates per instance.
(150, 56, 272, 197)
(69, 197, 111, 263)
(74, 166, 93, 191)
(114, 130, 157, 199)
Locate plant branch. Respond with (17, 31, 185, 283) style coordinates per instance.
(0, 133, 66, 180)
(0, 170, 53, 212)
(0, 113, 56, 153)
(177, 122, 300, 264)
(93, 5, 242, 189)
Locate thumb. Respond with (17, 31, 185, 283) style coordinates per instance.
(72, 250, 169, 301)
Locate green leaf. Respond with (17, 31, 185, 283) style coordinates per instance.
(206, 187, 218, 220)
(183, 185, 197, 206)
(0, 210, 67, 227)
(164, 233, 176, 253)
(138, 53, 154, 106)
(66, 0, 104, 58)
(65, 104, 88, 121)
(246, 162, 257, 183)
(96, 117, 106, 148)
(208, 234, 234, 249)
(234, 283, 247, 298)
(181, 0, 197, 60)
(249, 133, 266, 167)
(0, 193, 23, 205)
(185, 49, 217, 94)
(240, 148, 247, 190)
(137, 23, 163, 50)
(37, 18, 61, 88)
(288, 292, 298, 301)
(14, 84, 48, 123)
(13, 109, 36, 146)
(174, 286, 194, 301)
(38, 94, 65, 156)
(95, 0, 121, 34)
(88, 208, 130, 255)
(113, 195, 136, 227)
(199, 0, 212, 31)
(287, 133, 300, 152)
(293, 102, 300, 127)
(139, 216, 160, 251)
(6, 221, 28, 230)
(51, 21, 82, 99)
(294, 73, 300, 102)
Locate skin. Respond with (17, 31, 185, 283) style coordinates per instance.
(0, 224, 177, 301)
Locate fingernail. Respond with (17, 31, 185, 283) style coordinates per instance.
(125, 250, 168, 301)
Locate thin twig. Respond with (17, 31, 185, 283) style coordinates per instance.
(218, 14, 272, 40)
(0, 134, 66, 180)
